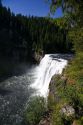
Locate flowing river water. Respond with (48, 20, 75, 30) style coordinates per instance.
(0, 54, 72, 125)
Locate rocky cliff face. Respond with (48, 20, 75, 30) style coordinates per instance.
(48, 74, 77, 125)
(33, 50, 44, 63)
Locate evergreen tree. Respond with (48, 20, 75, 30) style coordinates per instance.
(0, 3, 73, 63)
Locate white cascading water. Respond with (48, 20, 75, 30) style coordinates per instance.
(0, 54, 70, 125)
(31, 54, 68, 97)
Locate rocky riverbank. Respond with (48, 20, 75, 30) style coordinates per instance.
(47, 67, 83, 125)
(48, 74, 75, 125)
(39, 73, 83, 125)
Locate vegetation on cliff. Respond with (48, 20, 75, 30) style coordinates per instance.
(24, 96, 47, 125)
(0, 0, 83, 125)
(48, 0, 83, 125)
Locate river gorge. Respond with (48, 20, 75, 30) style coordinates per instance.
(0, 54, 72, 125)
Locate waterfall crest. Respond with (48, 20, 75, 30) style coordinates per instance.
(31, 54, 68, 97)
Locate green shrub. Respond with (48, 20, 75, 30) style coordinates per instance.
(24, 96, 46, 125)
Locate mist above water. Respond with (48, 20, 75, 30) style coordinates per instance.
(0, 54, 72, 125)
(31, 54, 68, 97)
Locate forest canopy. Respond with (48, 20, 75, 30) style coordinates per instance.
(0, 2, 73, 62)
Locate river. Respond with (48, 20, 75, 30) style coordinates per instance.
(0, 54, 72, 125)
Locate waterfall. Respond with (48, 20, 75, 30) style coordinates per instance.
(31, 54, 68, 97)
(0, 54, 71, 125)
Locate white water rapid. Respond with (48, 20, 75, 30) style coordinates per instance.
(31, 54, 68, 97)
(0, 54, 72, 125)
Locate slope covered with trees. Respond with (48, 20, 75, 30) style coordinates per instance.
(48, 0, 83, 125)
(0, 3, 73, 62)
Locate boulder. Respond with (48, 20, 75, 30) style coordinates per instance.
(60, 105, 75, 117)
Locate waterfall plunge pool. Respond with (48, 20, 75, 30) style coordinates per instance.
(0, 54, 72, 125)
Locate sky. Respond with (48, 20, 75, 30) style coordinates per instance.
(2, 0, 63, 18)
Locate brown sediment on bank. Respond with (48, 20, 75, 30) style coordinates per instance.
(38, 111, 52, 125)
